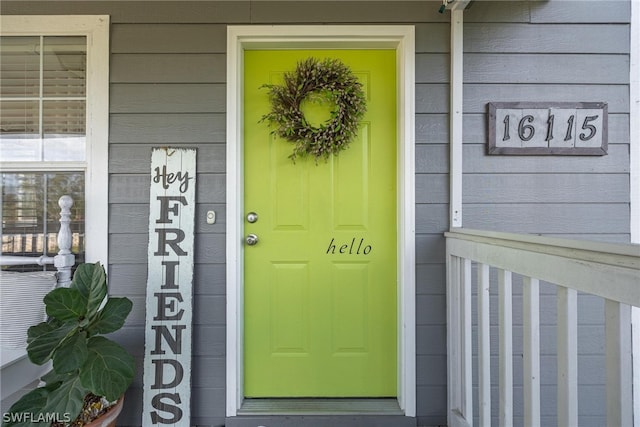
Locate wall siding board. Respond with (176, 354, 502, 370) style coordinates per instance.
(111, 24, 227, 53)
(415, 386, 447, 423)
(464, 54, 629, 84)
(465, 23, 630, 54)
(416, 355, 447, 386)
(249, 1, 448, 23)
(463, 1, 530, 23)
(415, 23, 450, 53)
(416, 175, 449, 204)
(416, 145, 449, 173)
(416, 234, 446, 264)
(416, 84, 450, 113)
(462, 174, 630, 203)
(464, 84, 629, 113)
(530, 0, 631, 24)
(111, 54, 226, 83)
(463, 144, 629, 173)
(463, 203, 630, 234)
(110, 83, 226, 113)
(0, 1, 250, 23)
(415, 53, 449, 83)
(415, 204, 450, 232)
(416, 114, 449, 144)
(110, 114, 226, 143)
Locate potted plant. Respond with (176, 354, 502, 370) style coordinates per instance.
(2, 262, 135, 427)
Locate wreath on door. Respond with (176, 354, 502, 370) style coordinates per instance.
(260, 57, 367, 162)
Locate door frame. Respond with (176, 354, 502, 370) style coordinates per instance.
(225, 25, 416, 417)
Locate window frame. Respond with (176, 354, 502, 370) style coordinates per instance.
(0, 15, 110, 264)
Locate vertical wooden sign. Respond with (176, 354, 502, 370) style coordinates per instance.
(143, 148, 196, 426)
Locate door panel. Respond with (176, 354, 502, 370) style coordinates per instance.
(243, 49, 397, 397)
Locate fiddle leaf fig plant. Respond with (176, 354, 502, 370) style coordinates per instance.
(3, 262, 135, 427)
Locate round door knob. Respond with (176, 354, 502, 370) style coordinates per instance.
(247, 212, 259, 223)
(246, 234, 259, 246)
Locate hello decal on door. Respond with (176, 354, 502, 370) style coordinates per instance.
(143, 147, 196, 427)
(326, 237, 373, 255)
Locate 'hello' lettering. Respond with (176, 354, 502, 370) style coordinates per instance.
(326, 237, 372, 255)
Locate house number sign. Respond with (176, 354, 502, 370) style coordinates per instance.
(143, 147, 196, 426)
(488, 102, 608, 155)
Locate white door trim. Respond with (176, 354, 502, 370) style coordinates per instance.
(225, 25, 416, 418)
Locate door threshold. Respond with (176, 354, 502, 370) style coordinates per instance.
(238, 398, 404, 416)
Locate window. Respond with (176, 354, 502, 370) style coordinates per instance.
(0, 16, 109, 268)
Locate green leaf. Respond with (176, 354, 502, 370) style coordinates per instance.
(44, 288, 86, 321)
(27, 323, 75, 365)
(2, 388, 50, 427)
(26, 322, 54, 345)
(89, 297, 133, 335)
(70, 262, 107, 319)
(80, 336, 135, 401)
(41, 369, 71, 387)
(41, 376, 88, 424)
(53, 331, 88, 374)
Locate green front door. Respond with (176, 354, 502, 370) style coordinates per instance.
(243, 49, 397, 397)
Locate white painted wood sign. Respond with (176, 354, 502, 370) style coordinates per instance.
(143, 147, 196, 426)
(488, 102, 608, 155)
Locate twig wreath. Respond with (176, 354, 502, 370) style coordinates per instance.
(260, 57, 367, 162)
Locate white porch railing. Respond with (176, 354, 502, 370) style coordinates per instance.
(446, 228, 640, 427)
(1, 195, 76, 403)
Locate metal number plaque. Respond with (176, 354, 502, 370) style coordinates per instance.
(488, 102, 608, 155)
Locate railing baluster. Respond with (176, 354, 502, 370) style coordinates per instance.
(447, 255, 462, 424)
(499, 269, 513, 427)
(54, 195, 75, 286)
(478, 263, 491, 426)
(447, 254, 472, 426)
(557, 287, 578, 427)
(462, 258, 472, 424)
(523, 277, 541, 427)
(605, 300, 632, 426)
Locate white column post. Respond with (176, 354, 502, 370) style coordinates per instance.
(449, 7, 464, 228)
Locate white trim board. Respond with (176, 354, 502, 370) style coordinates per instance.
(629, 1, 639, 426)
(225, 25, 416, 418)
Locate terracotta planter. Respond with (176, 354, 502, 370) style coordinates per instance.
(84, 396, 124, 427)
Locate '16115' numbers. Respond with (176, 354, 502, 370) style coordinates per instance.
(502, 114, 599, 142)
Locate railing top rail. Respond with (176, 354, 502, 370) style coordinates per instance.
(445, 228, 640, 270)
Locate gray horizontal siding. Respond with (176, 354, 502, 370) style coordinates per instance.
(464, 53, 629, 84)
(111, 54, 226, 83)
(465, 23, 630, 54)
(111, 84, 226, 113)
(530, 0, 631, 24)
(247, 1, 448, 23)
(463, 203, 630, 234)
(1, 1, 631, 426)
(110, 114, 226, 143)
(111, 24, 227, 53)
(463, 83, 630, 113)
(462, 174, 629, 203)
